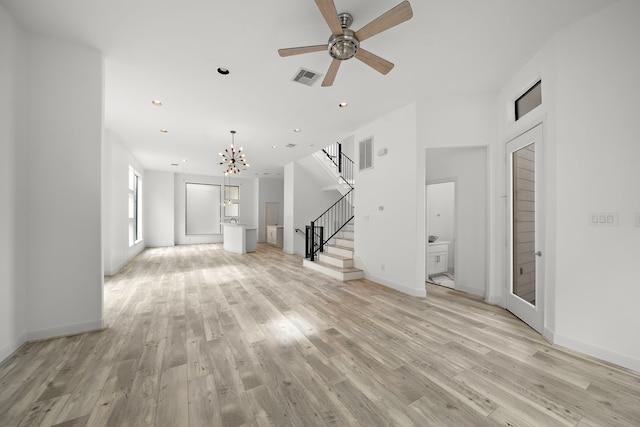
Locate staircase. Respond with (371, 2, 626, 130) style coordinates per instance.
(302, 142, 364, 281)
(302, 222, 363, 281)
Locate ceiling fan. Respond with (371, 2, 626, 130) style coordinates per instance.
(278, 0, 413, 87)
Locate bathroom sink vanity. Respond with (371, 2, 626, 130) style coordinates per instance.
(427, 241, 449, 276)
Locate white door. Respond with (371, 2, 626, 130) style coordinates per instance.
(506, 124, 544, 333)
(266, 202, 278, 226)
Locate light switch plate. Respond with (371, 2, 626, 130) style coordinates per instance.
(589, 212, 618, 226)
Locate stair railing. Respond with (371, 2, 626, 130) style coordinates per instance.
(306, 187, 354, 261)
(306, 142, 356, 261)
(321, 142, 354, 189)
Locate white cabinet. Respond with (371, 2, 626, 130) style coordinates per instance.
(267, 226, 283, 248)
(222, 224, 257, 254)
(427, 242, 449, 276)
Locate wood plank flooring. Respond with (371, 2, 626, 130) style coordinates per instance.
(1, 243, 639, 426)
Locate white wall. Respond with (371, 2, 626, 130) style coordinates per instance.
(416, 93, 498, 299)
(18, 32, 104, 340)
(283, 162, 341, 256)
(352, 102, 425, 296)
(426, 148, 488, 296)
(0, 4, 26, 361)
(103, 130, 145, 275)
(256, 177, 284, 243)
(495, 0, 640, 371)
(552, 0, 640, 371)
(144, 170, 175, 247)
(349, 96, 494, 298)
(174, 173, 257, 245)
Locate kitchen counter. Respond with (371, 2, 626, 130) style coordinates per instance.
(222, 223, 257, 254)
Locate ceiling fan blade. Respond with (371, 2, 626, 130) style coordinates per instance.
(278, 45, 327, 57)
(355, 0, 413, 42)
(314, 0, 343, 36)
(355, 49, 394, 75)
(322, 59, 341, 87)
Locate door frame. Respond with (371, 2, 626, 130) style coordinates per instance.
(505, 123, 545, 334)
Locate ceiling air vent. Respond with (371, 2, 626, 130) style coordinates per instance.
(286, 143, 297, 148)
(292, 68, 322, 86)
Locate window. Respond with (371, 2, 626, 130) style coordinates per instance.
(128, 166, 142, 246)
(359, 137, 374, 171)
(223, 185, 240, 218)
(185, 183, 221, 235)
(515, 80, 542, 121)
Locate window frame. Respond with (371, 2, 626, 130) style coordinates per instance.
(128, 166, 142, 246)
(515, 80, 542, 121)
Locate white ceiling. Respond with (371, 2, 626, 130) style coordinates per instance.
(1, 0, 616, 177)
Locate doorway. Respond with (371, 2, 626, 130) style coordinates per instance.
(426, 181, 456, 288)
(425, 147, 487, 297)
(266, 202, 278, 227)
(506, 124, 544, 333)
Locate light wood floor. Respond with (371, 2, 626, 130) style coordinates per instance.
(1, 244, 639, 426)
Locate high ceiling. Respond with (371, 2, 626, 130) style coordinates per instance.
(1, 0, 616, 177)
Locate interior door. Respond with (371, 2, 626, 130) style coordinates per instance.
(506, 124, 543, 333)
(266, 202, 278, 226)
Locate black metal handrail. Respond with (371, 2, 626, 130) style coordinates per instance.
(306, 188, 354, 260)
(321, 142, 354, 189)
(305, 141, 356, 261)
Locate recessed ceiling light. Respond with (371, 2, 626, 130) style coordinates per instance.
(160, 129, 168, 133)
(151, 100, 163, 106)
(272, 145, 277, 149)
(182, 159, 188, 163)
(293, 128, 301, 133)
(217, 67, 230, 75)
(338, 102, 348, 108)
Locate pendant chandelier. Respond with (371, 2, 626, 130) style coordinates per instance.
(219, 130, 249, 174)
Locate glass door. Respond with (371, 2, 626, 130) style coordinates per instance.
(506, 124, 543, 333)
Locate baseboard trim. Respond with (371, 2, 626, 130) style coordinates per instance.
(26, 319, 105, 342)
(104, 258, 127, 276)
(0, 332, 28, 364)
(553, 332, 640, 373)
(365, 273, 426, 298)
(455, 284, 485, 297)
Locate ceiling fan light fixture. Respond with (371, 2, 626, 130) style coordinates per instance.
(277, 1, 413, 87)
(328, 29, 359, 60)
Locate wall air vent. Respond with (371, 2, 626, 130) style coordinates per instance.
(286, 143, 297, 148)
(292, 68, 322, 86)
(359, 137, 374, 171)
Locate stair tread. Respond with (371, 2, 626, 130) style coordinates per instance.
(328, 244, 353, 251)
(310, 260, 363, 273)
(319, 252, 351, 261)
